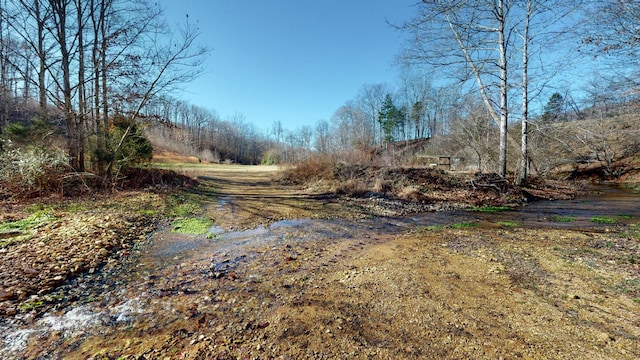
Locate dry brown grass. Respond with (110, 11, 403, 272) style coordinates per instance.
(397, 185, 422, 201)
(152, 150, 201, 164)
(280, 154, 336, 184)
(334, 179, 369, 196)
(284, 155, 466, 199)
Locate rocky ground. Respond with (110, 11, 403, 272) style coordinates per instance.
(0, 196, 157, 317)
(1, 165, 639, 359)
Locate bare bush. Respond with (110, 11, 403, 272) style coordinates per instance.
(334, 179, 369, 196)
(280, 155, 336, 184)
(373, 177, 391, 193)
(0, 141, 69, 196)
(397, 185, 422, 201)
(527, 115, 640, 178)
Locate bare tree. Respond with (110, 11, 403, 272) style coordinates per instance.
(516, 0, 585, 183)
(270, 119, 284, 161)
(518, 0, 532, 185)
(399, 0, 513, 176)
(314, 119, 330, 155)
(296, 125, 313, 152)
(13, 0, 51, 112)
(400, 0, 588, 180)
(0, 1, 12, 134)
(106, 17, 208, 177)
(357, 83, 390, 145)
(48, 0, 82, 169)
(331, 101, 369, 151)
(447, 94, 497, 172)
(583, 0, 640, 68)
(397, 66, 433, 139)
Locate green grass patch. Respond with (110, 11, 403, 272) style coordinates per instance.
(19, 300, 45, 312)
(590, 215, 617, 224)
(416, 223, 480, 232)
(172, 218, 213, 235)
(498, 221, 520, 227)
(626, 223, 640, 239)
(449, 222, 480, 229)
(470, 205, 510, 213)
(139, 209, 157, 216)
(615, 278, 640, 295)
(0, 211, 54, 232)
(0, 211, 55, 247)
(24, 203, 54, 213)
(548, 215, 576, 222)
(173, 202, 202, 217)
(165, 185, 221, 219)
(418, 225, 444, 232)
(165, 193, 205, 218)
(617, 214, 634, 219)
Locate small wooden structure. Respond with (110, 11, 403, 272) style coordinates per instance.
(415, 155, 454, 171)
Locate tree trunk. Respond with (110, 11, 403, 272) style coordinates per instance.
(518, 0, 531, 185)
(36, 0, 47, 113)
(50, 0, 80, 170)
(497, 0, 508, 178)
(91, 0, 103, 173)
(75, 0, 85, 171)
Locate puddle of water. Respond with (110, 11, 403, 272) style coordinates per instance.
(151, 219, 321, 265)
(220, 224, 269, 241)
(402, 186, 640, 230)
(216, 196, 230, 210)
(511, 185, 640, 228)
(270, 218, 313, 229)
(209, 225, 225, 235)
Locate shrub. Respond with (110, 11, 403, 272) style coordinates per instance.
(373, 178, 391, 193)
(261, 149, 277, 165)
(281, 155, 335, 184)
(0, 142, 68, 196)
(398, 185, 422, 201)
(334, 179, 369, 196)
(114, 127, 153, 165)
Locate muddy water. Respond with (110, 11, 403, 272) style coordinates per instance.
(382, 185, 638, 230)
(1, 186, 639, 358)
(475, 185, 640, 229)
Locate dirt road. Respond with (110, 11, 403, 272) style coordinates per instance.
(2, 165, 639, 359)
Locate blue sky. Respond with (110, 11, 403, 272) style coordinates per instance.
(159, 0, 417, 132)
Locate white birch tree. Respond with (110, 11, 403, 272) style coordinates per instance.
(399, 0, 513, 177)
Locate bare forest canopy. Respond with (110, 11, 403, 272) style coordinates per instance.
(0, 0, 208, 177)
(0, 0, 639, 187)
